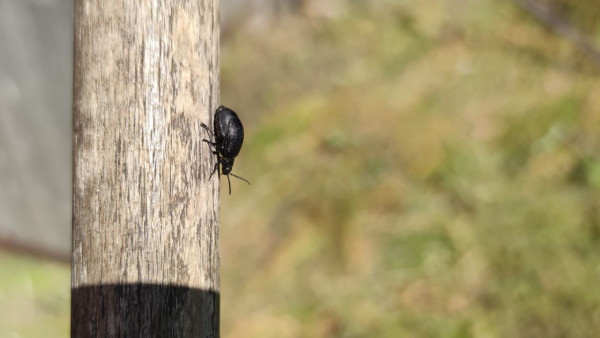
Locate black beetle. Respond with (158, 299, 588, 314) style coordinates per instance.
(201, 105, 250, 194)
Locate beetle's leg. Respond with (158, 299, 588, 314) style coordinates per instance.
(209, 161, 219, 180)
(201, 123, 215, 138)
(202, 139, 218, 154)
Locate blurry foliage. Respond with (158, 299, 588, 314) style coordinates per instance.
(220, 0, 600, 337)
(0, 253, 69, 337)
(543, 0, 600, 34)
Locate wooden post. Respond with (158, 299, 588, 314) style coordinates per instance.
(72, 1, 220, 336)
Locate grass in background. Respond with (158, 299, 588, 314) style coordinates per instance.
(0, 252, 69, 337)
(220, 0, 600, 337)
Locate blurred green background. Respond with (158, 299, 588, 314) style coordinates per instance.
(3, 0, 600, 337)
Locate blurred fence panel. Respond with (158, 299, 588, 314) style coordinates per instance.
(0, 0, 73, 258)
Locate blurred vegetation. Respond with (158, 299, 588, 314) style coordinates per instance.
(543, 0, 600, 34)
(220, 0, 600, 337)
(3, 0, 600, 337)
(0, 252, 69, 337)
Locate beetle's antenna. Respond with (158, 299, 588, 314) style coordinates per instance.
(230, 173, 250, 185)
(227, 174, 232, 195)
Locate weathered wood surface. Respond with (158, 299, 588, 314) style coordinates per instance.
(72, 0, 220, 336)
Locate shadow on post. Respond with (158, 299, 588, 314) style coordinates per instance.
(72, 283, 219, 337)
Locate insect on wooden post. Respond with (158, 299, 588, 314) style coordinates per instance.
(201, 105, 250, 195)
(72, 0, 220, 336)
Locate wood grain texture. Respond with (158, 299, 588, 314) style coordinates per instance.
(72, 0, 220, 335)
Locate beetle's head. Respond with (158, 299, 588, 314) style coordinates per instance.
(221, 158, 234, 175)
(216, 105, 226, 113)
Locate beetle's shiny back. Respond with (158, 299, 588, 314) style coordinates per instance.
(214, 106, 244, 158)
